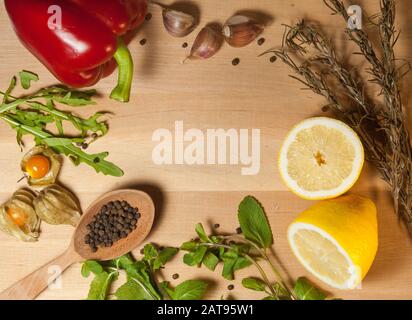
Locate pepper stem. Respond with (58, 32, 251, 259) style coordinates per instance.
(110, 38, 134, 103)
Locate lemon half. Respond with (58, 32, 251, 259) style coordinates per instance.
(279, 117, 364, 200)
(288, 195, 378, 290)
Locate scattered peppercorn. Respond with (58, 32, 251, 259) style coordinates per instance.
(145, 13, 152, 21)
(228, 284, 235, 291)
(82, 143, 88, 150)
(172, 273, 179, 280)
(322, 106, 330, 112)
(232, 58, 240, 66)
(91, 133, 98, 139)
(270, 56, 277, 63)
(182, 42, 188, 48)
(214, 223, 220, 229)
(236, 227, 242, 234)
(140, 38, 147, 46)
(257, 37, 265, 46)
(85, 200, 141, 252)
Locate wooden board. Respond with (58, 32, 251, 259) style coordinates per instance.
(0, 0, 412, 300)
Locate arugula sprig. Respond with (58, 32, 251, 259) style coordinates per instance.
(0, 71, 123, 177)
(181, 196, 332, 300)
(81, 244, 208, 300)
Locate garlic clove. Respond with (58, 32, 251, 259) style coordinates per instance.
(223, 15, 264, 48)
(187, 26, 223, 60)
(162, 8, 197, 37)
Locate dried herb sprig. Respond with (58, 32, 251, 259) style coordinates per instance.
(263, 0, 412, 233)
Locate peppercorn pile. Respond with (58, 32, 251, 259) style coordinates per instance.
(85, 200, 141, 252)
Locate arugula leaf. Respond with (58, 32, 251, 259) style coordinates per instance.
(294, 278, 327, 300)
(242, 278, 267, 291)
(19, 70, 39, 89)
(238, 196, 273, 248)
(115, 280, 153, 300)
(0, 72, 123, 177)
(172, 280, 208, 300)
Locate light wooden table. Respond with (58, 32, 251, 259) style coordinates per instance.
(0, 0, 412, 300)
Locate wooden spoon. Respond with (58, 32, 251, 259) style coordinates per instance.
(0, 189, 155, 300)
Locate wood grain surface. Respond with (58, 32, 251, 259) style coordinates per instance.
(1, 0, 412, 300)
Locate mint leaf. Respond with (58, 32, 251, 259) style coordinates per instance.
(183, 246, 207, 266)
(238, 196, 273, 248)
(160, 281, 176, 300)
(115, 280, 153, 300)
(154, 247, 179, 270)
(202, 252, 219, 271)
(180, 240, 198, 251)
(143, 243, 159, 261)
(19, 70, 39, 89)
(87, 270, 118, 300)
(173, 280, 208, 300)
(81, 260, 104, 277)
(242, 278, 267, 291)
(195, 223, 211, 242)
(294, 278, 326, 300)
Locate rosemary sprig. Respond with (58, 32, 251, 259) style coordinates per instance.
(0, 71, 123, 177)
(264, 0, 412, 233)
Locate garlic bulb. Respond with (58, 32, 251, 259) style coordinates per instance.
(223, 15, 264, 47)
(162, 8, 197, 37)
(34, 184, 81, 227)
(186, 26, 222, 60)
(0, 189, 40, 242)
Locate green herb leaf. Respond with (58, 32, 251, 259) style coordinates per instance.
(195, 223, 211, 242)
(81, 260, 104, 277)
(262, 296, 277, 300)
(183, 246, 207, 266)
(154, 247, 179, 270)
(180, 240, 198, 251)
(238, 196, 273, 248)
(294, 277, 326, 300)
(114, 280, 153, 300)
(202, 252, 219, 271)
(242, 278, 267, 291)
(87, 270, 118, 300)
(143, 244, 178, 271)
(19, 70, 39, 89)
(159, 281, 176, 300)
(273, 282, 291, 299)
(173, 280, 208, 300)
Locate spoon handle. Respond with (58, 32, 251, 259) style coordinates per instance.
(0, 248, 80, 300)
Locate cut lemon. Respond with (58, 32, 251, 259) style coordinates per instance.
(288, 195, 378, 290)
(278, 117, 364, 200)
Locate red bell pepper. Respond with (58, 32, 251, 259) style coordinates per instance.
(5, 0, 147, 102)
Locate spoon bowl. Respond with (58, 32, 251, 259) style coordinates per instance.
(0, 189, 155, 300)
(74, 189, 155, 260)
